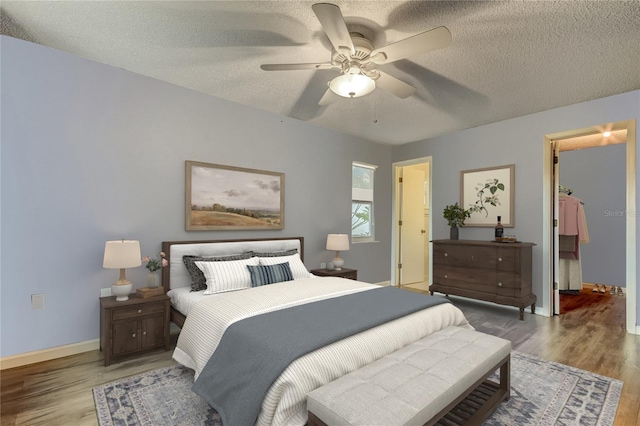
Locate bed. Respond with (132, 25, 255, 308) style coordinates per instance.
(162, 237, 472, 426)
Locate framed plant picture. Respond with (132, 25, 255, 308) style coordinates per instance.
(185, 161, 284, 231)
(460, 164, 514, 227)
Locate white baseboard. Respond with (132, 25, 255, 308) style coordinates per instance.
(0, 339, 99, 370)
(374, 280, 391, 287)
(635, 325, 640, 335)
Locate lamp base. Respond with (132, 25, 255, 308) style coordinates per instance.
(333, 257, 344, 270)
(112, 283, 133, 302)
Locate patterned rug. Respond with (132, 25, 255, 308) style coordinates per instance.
(93, 351, 622, 425)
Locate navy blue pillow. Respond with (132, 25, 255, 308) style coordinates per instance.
(247, 262, 294, 287)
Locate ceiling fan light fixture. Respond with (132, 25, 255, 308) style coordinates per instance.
(329, 74, 375, 98)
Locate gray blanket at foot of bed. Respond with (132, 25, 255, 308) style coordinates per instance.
(192, 286, 449, 426)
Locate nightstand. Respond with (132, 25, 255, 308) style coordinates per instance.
(100, 293, 170, 366)
(310, 267, 358, 280)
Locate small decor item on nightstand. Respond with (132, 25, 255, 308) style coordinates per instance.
(326, 262, 335, 271)
(326, 234, 349, 270)
(137, 286, 165, 298)
(142, 251, 168, 288)
(103, 240, 142, 302)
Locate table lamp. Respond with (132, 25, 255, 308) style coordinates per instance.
(103, 240, 141, 301)
(326, 234, 349, 270)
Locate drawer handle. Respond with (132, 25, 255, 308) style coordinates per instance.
(444, 274, 448, 279)
(137, 309, 142, 314)
(498, 257, 503, 262)
(444, 253, 448, 257)
(132, 333, 136, 338)
(498, 282, 503, 287)
(143, 331, 147, 336)
(471, 255, 475, 261)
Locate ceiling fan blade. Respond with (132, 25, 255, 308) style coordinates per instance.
(318, 87, 340, 106)
(370, 26, 452, 65)
(312, 3, 355, 56)
(374, 71, 416, 99)
(261, 63, 339, 71)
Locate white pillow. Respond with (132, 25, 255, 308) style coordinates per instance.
(259, 253, 311, 280)
(195, 257, 259, 295)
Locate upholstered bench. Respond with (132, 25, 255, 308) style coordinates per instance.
(307, 326, 511, 426)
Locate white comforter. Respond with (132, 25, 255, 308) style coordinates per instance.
(173, 278, 471, 426)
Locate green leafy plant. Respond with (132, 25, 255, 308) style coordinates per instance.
(443, 203, 471, 227)
(352, 203, 371, 237)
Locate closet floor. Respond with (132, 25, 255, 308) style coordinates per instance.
(560, 283, 625, 318)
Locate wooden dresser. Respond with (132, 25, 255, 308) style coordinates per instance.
(430, 239, 536, 320)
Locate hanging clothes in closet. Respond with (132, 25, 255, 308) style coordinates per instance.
(558, 189, 589, 291)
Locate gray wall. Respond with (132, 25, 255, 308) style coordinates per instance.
(392, 90, 639, 322)
(560, 144, 626, 287)
(0, 36, 392, 357)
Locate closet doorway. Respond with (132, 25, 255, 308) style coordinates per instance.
(392, 157, 431, 291)
(555, 134, 626, 316)
(543, 120, 637, 334)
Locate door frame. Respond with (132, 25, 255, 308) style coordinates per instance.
(391, 156, 432, 286)
(542, 119, 637, 333)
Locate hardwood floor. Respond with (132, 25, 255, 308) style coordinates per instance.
(2, 291, 638, 426)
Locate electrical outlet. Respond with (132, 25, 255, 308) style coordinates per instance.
(31, 293, 45, 310)
(320, 262, 326, 269)
(101, 287, 112, 297)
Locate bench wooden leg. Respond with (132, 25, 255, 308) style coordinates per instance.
(307, 411, 327, 426)
(501, 355, 511, 401)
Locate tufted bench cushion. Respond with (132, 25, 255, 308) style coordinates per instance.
(307, 326, 511, 426)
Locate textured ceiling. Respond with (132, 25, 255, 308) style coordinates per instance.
(2, 1, 639, 145)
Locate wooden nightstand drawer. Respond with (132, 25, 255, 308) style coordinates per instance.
(112, 301, 165, 321)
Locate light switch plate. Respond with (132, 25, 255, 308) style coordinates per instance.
(31, 293, 45, 310)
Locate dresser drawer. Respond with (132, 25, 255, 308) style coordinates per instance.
(495, 273, 517, 297)
(112, 301, 165, 321)
(496, 247, 517, 272)
(433, 245, 496, 270)
(433, 267, 497, 294)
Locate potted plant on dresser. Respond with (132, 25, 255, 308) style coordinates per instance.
(443, 203, 470, 240)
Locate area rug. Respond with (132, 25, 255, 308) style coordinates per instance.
(93, 351, 622, 425)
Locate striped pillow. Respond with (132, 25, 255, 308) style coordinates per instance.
(259, 253, 311, 280)
(247, 262, 294, 287)
(195, 257, 259, 295)
(184, 253, 253, 292)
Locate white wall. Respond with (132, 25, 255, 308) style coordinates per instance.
(392, 90, 640, 324)
(0, 36, 393, 357)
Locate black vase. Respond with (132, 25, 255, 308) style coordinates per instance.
(450, 226, 459, 240)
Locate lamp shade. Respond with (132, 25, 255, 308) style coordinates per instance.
(103, 240, 142, 269)
(326, 234, 350, 251)
(329, 74, 375, 98)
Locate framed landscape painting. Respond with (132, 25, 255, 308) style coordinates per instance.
(186, 161, 284, 230)
(460, 164, 514, 227)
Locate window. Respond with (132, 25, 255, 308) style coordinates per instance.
(352, 162, 376, 242)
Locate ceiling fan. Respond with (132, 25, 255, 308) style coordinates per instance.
(260, 3, 452, 103)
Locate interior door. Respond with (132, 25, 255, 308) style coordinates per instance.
(400, 167, 426, 284)
(552, 141, 560, 314)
